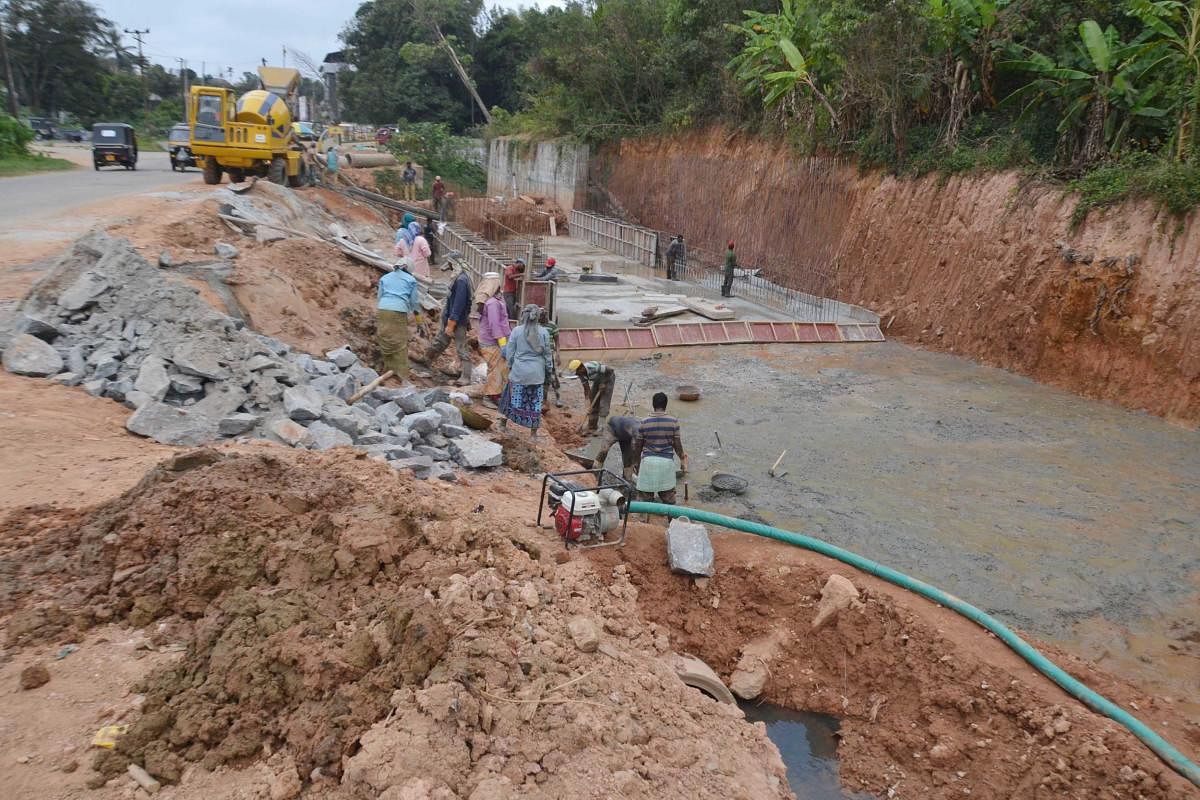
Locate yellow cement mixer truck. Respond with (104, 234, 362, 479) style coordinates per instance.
(189, 66, 308, 186)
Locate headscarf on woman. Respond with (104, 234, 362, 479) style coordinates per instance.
(407, 221, 422, 241)
(520, 304, 544, 354)
(402, 212, 416, 227)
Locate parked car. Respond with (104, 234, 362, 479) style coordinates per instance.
(58, 127, 86, 143)
(92, 123, 138, 170)
(24, 116, 57, 140)
(167, 123, 196, 171)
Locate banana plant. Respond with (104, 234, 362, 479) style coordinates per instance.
(726, 0, 839, 127)
(1126, 0, 1200, 159)
(1002, 20, 1165, 165)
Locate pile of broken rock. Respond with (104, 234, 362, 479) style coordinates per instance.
(1, 231, 502, 481)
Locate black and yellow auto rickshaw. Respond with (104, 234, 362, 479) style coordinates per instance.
(92, 123, 138, 170)
(167, 123, 196, 171)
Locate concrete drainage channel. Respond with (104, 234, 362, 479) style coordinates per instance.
(0, 232, 503, 480)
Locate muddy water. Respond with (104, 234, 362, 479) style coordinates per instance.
(739, 703, 872, 800)
(604, 342, 1200, 715)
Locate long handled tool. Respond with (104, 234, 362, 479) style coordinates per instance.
(348, 370, 394, 405)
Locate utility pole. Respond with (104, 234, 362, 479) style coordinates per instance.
(433, 23, 491, 124)
(176, 57, 188, 114)
(123, 28, 150, 111)
(0, 12, 20, 116)
(282, 45, 286, 67)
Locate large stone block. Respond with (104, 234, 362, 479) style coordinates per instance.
(449, 434, 503, 469)
(171, 341, 230, 381)
(58, 270, 109, 311)
(325, 346, 358, 369)
(134, 355, 171, 401)
(310, 372, 356, 402)
(3, 334, 64, 377)
(665, 518, 714, 577)
(399, 409, 442, 436)
(283, 385, 323, 421)
(431, 401, 463, 427)
(307, 420, 354, 450)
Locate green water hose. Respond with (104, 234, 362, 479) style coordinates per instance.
(627, 501, 1200, 788)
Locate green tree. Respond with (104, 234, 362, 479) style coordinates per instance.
(3, 0, 110, 115)
(339, 0, 484, 129)
(1127, 0, 1200, 158)
(1004, 20, 1167, 166)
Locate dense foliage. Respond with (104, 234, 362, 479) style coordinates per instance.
(384, 120, 486, 193)
(0, 110, 32, 156)
(458, 0, 1200, 216)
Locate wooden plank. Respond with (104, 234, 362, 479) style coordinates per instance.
(679, 296, 736, 321)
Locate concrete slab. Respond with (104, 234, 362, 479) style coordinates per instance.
(544, 237, 802, 329)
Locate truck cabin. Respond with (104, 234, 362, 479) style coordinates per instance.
(191, 89, 230, 143)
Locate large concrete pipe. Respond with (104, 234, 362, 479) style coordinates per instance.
(345, 152, 398, 168)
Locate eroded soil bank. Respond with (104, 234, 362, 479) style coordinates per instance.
(596, 128, 1200, 424)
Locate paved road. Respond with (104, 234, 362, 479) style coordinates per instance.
(0, 155, 196, 223)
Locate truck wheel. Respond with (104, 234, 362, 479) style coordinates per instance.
(268, 156, 287, 185)
(287, 161, 305, 188)
(202, 159, 221, 185)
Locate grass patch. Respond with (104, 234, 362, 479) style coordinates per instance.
(1069, 151, 1200, 225)
(0, 153, 77, 177)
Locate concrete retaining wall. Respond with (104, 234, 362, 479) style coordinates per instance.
(486, 138, 589, 212)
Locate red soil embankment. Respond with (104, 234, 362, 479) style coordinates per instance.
(597, 129, 1200, 425)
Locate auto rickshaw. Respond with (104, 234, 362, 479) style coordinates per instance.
(92, 123, 138, 170)
(167, 123, 196, 171)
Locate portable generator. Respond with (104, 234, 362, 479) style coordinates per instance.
(538, 469, 632, 549)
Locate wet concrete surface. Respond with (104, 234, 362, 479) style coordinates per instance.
(597, 342, 1200, 715)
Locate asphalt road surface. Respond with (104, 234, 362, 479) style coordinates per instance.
(0, 154, 196, 224)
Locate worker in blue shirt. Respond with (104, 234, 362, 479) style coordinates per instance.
(376, 260, 422, 380)
(416, 255, 476, 385)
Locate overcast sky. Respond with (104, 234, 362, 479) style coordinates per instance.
(93, 0, 563, 78)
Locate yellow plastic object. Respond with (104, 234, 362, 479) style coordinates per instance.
(498, 337, 507, 347)
(568, 359, 582, 371)
(92, 724, 129, 749)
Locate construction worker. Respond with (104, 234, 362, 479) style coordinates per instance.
(568, 359, 616, 432)
(503, 258, 526, 320)
(415, 256, 474, 385)
(534, 257, 562, 282)
(664, 235, 684, 280)
(401, 161, 417, 202)
(596, 415, 639, 480)
(721, 241, 736, 297)
(376, 260, 421, 382)
(632, 392, 688, 504)
(432, 175, 447, 216)
(539, 308, 562, 408)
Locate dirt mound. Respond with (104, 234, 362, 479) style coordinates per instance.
(0, 448, 791, 798)
(588, 529, 1200, 799)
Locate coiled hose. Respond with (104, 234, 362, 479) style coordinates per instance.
(627, 501, 1200, 787)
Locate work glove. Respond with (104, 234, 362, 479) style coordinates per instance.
(446, 319, 458, 335)
(498, 336, 507, 347)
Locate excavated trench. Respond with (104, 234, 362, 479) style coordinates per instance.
(739, 703, 872, 800)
